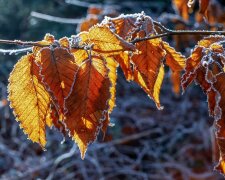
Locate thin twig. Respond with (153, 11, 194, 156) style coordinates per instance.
(0, 47, 32, 55)
(31, 11, 83, 24)
(0, 39, 47, 47)
(0, 24, 224, 49)
(65, 0, 101, 8)
(131, 29, 225, 44)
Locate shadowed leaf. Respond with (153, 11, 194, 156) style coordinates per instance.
(132, 39, 166, 109)
(36, 47, 79, 116)
(65, 55, 112, 158)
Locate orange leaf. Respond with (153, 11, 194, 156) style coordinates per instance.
(181, 35, 225, 175)
(181, 47, 203, 91)
(105, 13, 154, 40)
(105, 15, 137, 39)
(172, 0, 189, 21)
(45, 102, 66, 131)
(113, 52, 133, 81)
(101, 113, 110, 138)
(170, 71, 181, 95)
(212, 73, 225, 174)
(32, 33, 55, 55)
(78, 15, 99, 32)
(199, 0, 211, 14)
(161, 41, 186, 95)
(162, 41, 186, 72)
(181, 35, 225, 91)
(88, 6, 103, 15)
(65, 55, 112, 158)
(132, 39, 166, 109)
(36, 47, 79, 116)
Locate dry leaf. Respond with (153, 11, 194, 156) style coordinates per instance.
(36, 47, 79, 116)
(81, 25, 135, 54)
(181, 35, 225, 175)
(65, 55, 112, 158)
(172, 0, 189, 21)
(132, 39, 166, 109)
(113, 52, 133, 81)
(8, 54, 51, 147)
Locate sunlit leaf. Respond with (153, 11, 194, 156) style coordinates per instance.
(80, 25, 135, 54)
(162, 41, 186, 72)
(8, 54, 51, 147)
(113, 52, 133, 81)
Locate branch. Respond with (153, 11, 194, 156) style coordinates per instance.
(0, 23, 224, 51)
(131, 21, 225, 44)
(31, 11, 83, 24)
(65, 0, 101, 8)
(0, 47, 32, 55)
(0, 39, 48, 47)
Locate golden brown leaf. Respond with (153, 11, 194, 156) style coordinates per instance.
(101, 113, 110, 138)
(45, 102, 66, 134)
(132, 39, 166, 109)
(106, 13, 154, 40)
(172, 0, 189, 21)
(212, 73, 225, 174)
(32, 34, 55, 55)
(106, 57, 118, 113)
(170, 71, 181, 95)
(78, 15, 99, 32)
(59, 37, 70, 48)
(106, 15, 137, 39)
(196, 0, 225, 25)
(8, 54, 51, 148)
(161, 41, 186, 95)
(71, 49, 89, 66)
(162, 41, 186, 72)
(65, 55, 111, 158)
(181, 35, 225, 91)
(198, 35, 225, 48)
(88, 6, 103, 15)
(152, 64, 165, 107)
(113, 52, 133, 81)
(181, 35, 225, 175)
(80, 25, 135, 54)
(36, 47, 79, 116)
(199, 0, 210, 14)
(181, 47, 203, 91)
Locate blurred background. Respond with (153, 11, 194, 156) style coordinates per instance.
(0, 0, 225, 179)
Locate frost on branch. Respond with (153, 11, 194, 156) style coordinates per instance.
(8, 13, 186, 158)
